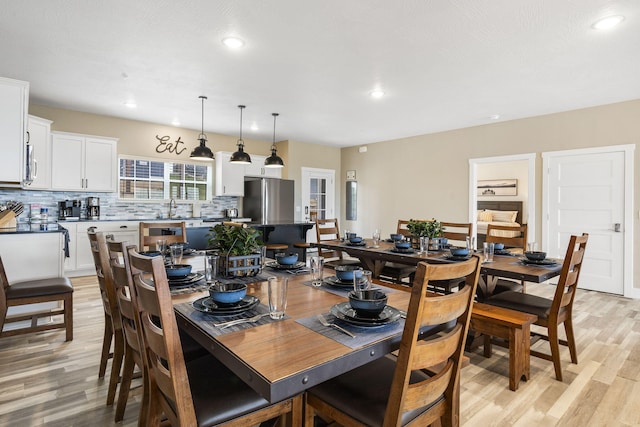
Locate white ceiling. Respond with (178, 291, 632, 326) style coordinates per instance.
(1, 0, 638, 148)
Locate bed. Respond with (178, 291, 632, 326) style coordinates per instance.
(476, 200, 524, 245)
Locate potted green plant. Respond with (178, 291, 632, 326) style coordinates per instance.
(208, 224, 263, 276)
(406, 219, 443, 250)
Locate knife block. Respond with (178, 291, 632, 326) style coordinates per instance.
(0, 210, 17, 229)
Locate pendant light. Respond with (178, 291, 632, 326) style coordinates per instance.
(230, 105, 251, 164)
(264, 113, 284, 168)
(189, 96, 215, 160)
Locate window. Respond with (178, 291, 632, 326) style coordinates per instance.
(118, 157, 211, 200)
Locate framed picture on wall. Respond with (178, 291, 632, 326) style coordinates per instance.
(477, 179, 517, 196)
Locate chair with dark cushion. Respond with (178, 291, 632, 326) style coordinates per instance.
(0, 256, 73, 341)
(128, 248, 303, 426)
(378, 219, 420, 284)
(483, 223, 529, 296)
(315, 218, 360, 269)
(484, 233, 588, 381)
(304, 256, 481, 427)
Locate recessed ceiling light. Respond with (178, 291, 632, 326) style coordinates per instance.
(370, 90, 385, 99)
(124, 101, 137, 108)
(222, 37, 245, 49)
(250, 122, 259, 131)
(171, 119, 181, 127)
(592, 15, 624, 30)
(489, 114, 501, 120)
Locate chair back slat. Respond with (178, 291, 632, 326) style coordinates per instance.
(383, 256, 480, 426)
(129, 249, 197, 426)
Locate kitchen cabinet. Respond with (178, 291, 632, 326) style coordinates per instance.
(0, 77, 29, 185)
(24, 115, 53, 189)
(51, 131, 118, 192)
(244, 154, 282, 178)
(215, 151, 245, 196)
(215, 152, 282, 196)
(64, 221, 138, 276)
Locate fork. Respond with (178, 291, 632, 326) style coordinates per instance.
(316, 314, 355, 338)
(214, 313, 270, 329)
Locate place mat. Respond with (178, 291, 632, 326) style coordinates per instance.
(169, 281, 209, 296)
(215, 273, 271, 285)
(301, 279, 399, 298)
(296, 310, 405, 349)
(174, 302, 287, 336)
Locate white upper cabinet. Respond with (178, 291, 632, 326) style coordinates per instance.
(215, 151, 283, 196)
(215, 151, 246, 196)
(24, 115, 53, 189)
(0, 77, 29, 185)
(51, 131, 118, 192)
(244, 154, 282, 178)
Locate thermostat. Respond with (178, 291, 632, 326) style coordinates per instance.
(346, 170, 356, 180)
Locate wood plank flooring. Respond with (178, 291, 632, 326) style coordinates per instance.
(1, 276, 639, 426)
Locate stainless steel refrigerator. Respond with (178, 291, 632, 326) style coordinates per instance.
(243, 177, 295, 224)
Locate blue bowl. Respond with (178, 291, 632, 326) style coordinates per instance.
(349, 236, 363, 244)
(349, 289, 387, 317)
(335, 265, 363, 282)
(493, 243, 505, 250)
(165, 264, 192, 278)
(450, 247, 469, 257)
(525, 251, 546, 261)
(275, 252, 299, 265)
(209, 283, 247, 304)
(389, 234, 403, 241)
(139, 251, 162, 257)
(395, 240, 412, 250)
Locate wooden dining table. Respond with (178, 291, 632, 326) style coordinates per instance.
(313, 239, 564, 296)
(172, 268, 415, 403)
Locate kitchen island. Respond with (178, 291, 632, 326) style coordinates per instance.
(250, 222, 314, 259)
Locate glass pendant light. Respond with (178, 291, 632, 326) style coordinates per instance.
(230, 105, 251, 164)
(264, 113, 284, 168)
(189, 96, 215, 160)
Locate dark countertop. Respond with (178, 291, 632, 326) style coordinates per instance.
(250, 222, 314, 226)
(0, 223, 68, 234)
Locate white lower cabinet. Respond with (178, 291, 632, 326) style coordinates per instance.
(64, 221, 139, 276)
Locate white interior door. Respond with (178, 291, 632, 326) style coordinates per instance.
(301, 167, 335, 243)
(543, 149, 628, 295)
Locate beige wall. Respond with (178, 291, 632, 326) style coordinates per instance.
(341, 99, 639, 289)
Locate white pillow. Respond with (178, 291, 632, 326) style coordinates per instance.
(477, 210, 493, 222)
(489, 210, 518, 222)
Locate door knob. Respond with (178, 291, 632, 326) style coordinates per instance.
(614, 223, 621, 232)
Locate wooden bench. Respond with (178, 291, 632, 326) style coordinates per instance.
(470, 302, 537, 391)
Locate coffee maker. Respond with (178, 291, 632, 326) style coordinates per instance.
(87, 197, 100, 220)
(58, 200, 81, 220)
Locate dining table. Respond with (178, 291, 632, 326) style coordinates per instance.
(313, 239, 564, 297)
(171, 263, 425, 404)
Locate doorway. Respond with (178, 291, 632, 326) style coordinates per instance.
(301, 167, 336, 243)
(542, 145, 635, 297)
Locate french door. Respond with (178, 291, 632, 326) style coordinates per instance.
(301, 168, 335, 242)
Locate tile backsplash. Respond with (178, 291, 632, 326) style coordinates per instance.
(0, 189, 239, 221)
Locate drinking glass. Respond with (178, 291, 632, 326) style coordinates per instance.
(372, 229, 381, 247)
(483, 242, 494, 263)
(259, 245, 267, 272)
(310, 256, 324, 287)
(527, 242, 538, 252)
(205, 254, 218, 282)
(419, 236, 428, 254)
(466, 236, 476, 251)
(169, 243, 183, 265)
(267, 276, 288, 320)
(354, 270, 372, 293)
(156, 239, 167, 256)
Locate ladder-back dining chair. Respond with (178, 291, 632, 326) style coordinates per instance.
(379, 219, 421, 284)
(484, 223, 528, 296)
(485, 233, 588, 381)
(128, 248, 303, 426)
(315, 218, 360, 269)
(87, 229, 123, 406)
(139, 221, 186, 251)
(441, 221, 473, 247)
(304, 256, 481, 427)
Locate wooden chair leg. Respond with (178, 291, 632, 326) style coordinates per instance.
(547, 323, 563, 381)
(115, 349, 135, 422)
(99, 315, 113, 378)
(106, 331, 125, 405)
(564, 318, 578, 364)
(64, 294, 73, 341)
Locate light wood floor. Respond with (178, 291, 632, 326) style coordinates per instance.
(1, 276, 639, 426)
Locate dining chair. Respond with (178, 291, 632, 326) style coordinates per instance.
(378, 219, 420, 284)
(315, 218, 360, 269)
(304, 256, 481, 427)
(128, 248, 303, 426)
(484, 233, 588, 381)
(0, 256, 73, 341)
(139, 221, 187, 251)
(441, 221, 473, 247)
(484, 223, 528, 296)
(87, 229, 123, 406)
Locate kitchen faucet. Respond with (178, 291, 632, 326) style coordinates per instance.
(169, 198, 177, 219)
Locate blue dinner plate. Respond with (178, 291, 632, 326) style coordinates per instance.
(192, 295, 259, 315)
(330, 302, 402, 327)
